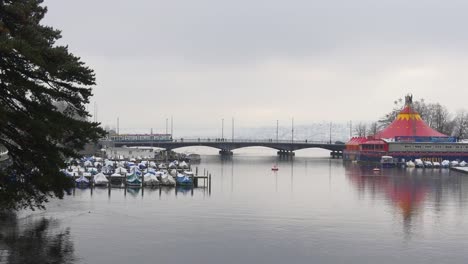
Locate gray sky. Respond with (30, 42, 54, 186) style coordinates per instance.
(43, 0, 468, 134)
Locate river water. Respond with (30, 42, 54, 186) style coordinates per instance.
(2, 148, 468, 264)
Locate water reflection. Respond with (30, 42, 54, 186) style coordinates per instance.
(345, 163, 467, 237)
(0, 213, 75, 264)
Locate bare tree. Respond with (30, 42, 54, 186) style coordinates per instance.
(368, 122, 379, 136)
(354, 122, 367, 137)
(452, 110, 468, 139)
(427, 103, 452, 135)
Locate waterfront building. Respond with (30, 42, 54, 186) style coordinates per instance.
(343, 95, 468, 163)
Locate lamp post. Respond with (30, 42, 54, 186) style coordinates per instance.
(276, 120, 279, 143)
(231, 118, 234, 142)
(291, 118, 294, 143)
(222, 118, 224, 140)
(329, 122, 332, 144)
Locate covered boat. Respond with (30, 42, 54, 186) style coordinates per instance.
(76, 175, 89, 185)
(93, 173, 109, 186)
(176, 173, 193, 186)
(126, 172, 142, 186)
(406, 160, 415, 168)
(114, 167, 128, 175)
(179, 161, 189, 169)
(143, 173, 159, 186)
(160, 172, 176, 186)
(441, 160, 450, 168)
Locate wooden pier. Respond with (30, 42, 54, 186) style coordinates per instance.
(72, 166, 212, 193)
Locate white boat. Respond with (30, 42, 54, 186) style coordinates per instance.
(179, 161, 189, 169)
(406, 160, 415, 168)
(184, 170, 194, 176)
(93, 173, 109, 186)
(160, 172, 176, 186)
(104, 160, 114, 167)
(433, 162, 441, 168)
(114, 167, 128, 175)
(146, 168, 157, 175)
(158, 163, 167, 169)
(460, 161, 467, 167)
(415, 159, 424, 168)
(143, 173, 159, 186)
(87, 167, 98, 175)
(168, 162, 177, 169)
(441, 160, 450, 168)
(76, 175, 89, 185)
(101, 165, 112, 175)
(169, 169, 177, 176)
(111, 172, 122, 178)
(450, 160, 459, 167)
(380, 156, 396, 168)
(423, 161, 433, 168)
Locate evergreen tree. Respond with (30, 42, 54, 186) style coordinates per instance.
(0, 0, 105, 209)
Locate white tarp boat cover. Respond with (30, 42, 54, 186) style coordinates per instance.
(94, 173, 109, 184)
(144, 173, 159, 184)
(179, 161, 188, 169)
(115, 167, 128, 174)
(161, 172, 176, 185)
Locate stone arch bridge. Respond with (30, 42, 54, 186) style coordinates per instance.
(101, 139, 345, 158)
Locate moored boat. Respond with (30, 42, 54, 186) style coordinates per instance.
(160, 171, 176, 186)
(423, 161, 433, 168)
(176, 173, 193, 186)
(93, 172, 109, 186)
(143, 173, 159, 186)
(76, 175, 89, 186)
(380, 156, 396, 168)
(441, 160, 450, 168)
(406, 160, 415, 168)
(415, 159, 424, 168)
(126, 172, 142, 187)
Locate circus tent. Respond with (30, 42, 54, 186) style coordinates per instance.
(374, 96, 447, 139)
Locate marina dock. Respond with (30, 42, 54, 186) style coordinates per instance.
(450, 167, 468, 174)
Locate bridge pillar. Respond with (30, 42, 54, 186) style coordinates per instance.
(330, 151, 343, 159)
(219, 149, 233, 156)
(277, 150, 295, 157)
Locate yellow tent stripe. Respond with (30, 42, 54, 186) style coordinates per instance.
(396, 113, 422, 120)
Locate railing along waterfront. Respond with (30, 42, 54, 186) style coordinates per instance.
(112, 138, 340, 145)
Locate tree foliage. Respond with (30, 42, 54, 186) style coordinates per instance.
(0, 0, 105, 209)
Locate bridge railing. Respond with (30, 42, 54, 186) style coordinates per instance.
(113, 138, 342, 145)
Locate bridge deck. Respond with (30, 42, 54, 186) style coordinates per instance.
(101, 138, 346, 153)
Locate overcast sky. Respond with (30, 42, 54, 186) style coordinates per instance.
(43, 0, 468, 134)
